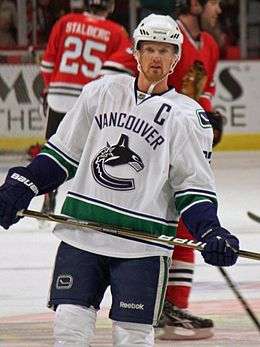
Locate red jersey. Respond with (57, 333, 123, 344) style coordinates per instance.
(100, 46, 138, 76)
(41, 11, 130, 112)
(100, 20, 219, 112)
(169, 20, 219, 111)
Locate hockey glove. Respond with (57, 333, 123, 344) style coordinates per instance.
(206, 111, 223, 147)
(0, 167, 39, 229)
(200, 227, 239, 266)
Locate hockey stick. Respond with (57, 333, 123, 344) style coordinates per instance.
(219, 213, 260, 331)
(218, 267, 260, 332)
(222, 213, 260, 331)
(17, 209, 260, 261)
(247, 211, 260, 224)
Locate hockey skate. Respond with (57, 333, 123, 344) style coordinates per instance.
(155, 299, 214, 340)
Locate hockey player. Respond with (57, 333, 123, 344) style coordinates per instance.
(38, 0, 130, 215)
(0, 14, 239, 347)
(100, 0, 223, 340)
(160, 0, 223, 340)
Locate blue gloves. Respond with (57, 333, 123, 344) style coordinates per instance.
(0, 155, 67, 230)
(0, 167, 39, 229)
(200, 227, 239, 266)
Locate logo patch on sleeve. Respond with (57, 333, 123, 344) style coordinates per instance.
(196, 109, 211, 128)
(56, 274, 73, 290)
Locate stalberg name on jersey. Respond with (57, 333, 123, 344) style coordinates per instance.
(65, 22, 111, 42)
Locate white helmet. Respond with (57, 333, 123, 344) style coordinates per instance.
(133, 14, 183, 60)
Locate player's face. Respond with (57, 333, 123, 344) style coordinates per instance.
(137, 42, 177, 83)
(202, 0, 222, 28)
(107, 0, 115, 14)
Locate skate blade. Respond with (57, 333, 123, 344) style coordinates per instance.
(155, 326, 214, 341)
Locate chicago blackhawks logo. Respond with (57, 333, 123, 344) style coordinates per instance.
(91, 134, 144, 190)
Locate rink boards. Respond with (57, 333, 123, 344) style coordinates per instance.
(1, 62, 260, 152)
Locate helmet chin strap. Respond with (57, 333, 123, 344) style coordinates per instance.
(136, 52, 179, 94)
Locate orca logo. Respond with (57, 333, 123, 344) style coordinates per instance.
(91, 134, 144, 190)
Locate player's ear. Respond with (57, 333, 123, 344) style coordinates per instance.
(133, 50, 140, 62)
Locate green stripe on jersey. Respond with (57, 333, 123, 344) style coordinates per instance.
(175, 194, 217, 214)
(61, 196, 177, 237)
(41, 146, 77, 179)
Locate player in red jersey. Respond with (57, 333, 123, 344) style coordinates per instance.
(38, 0, 130, 215)
(100, 0, 223, 340)
(41, 0, 130, 138)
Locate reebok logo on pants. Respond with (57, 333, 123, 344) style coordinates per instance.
(120, 301, 144, 310)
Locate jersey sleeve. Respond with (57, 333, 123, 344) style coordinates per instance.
(100, 46, 137, 76)
(169, 102, 216, 216)
(198, 37, 220, 112)
(40, 79, 103, 179)
(40, 19, 63, 88)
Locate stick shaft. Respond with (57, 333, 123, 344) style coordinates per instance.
(17, 209, 260, 261)
(218, 267, 260, 331)
(17, 209, 206, 251)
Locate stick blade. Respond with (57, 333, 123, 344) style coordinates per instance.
(247, 211, 260, 223)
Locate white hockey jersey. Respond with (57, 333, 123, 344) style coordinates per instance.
(41, 74, 217, 258)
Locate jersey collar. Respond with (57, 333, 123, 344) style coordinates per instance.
(134, 78, 174, 105)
